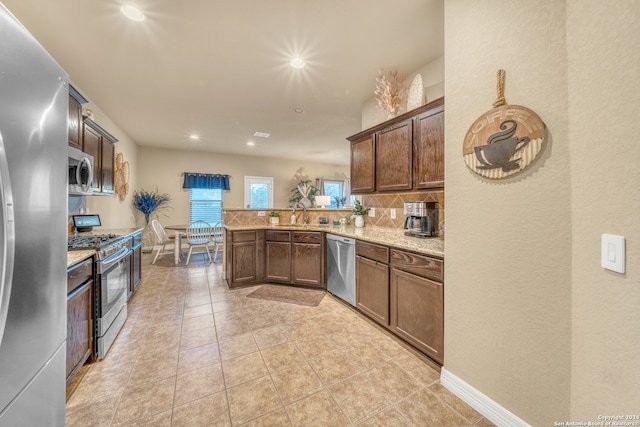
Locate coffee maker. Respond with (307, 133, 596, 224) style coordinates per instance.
(403, 201, 439, 238)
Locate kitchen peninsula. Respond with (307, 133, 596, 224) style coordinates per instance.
(223, 218, 445, 365)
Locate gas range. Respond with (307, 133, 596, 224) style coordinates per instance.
(68, 234, 130, 261)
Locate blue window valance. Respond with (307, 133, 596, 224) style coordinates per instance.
(182, 173, 230, 190)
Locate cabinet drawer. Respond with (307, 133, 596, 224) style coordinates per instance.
(356, 241, 389, 263)
(390, 249, 443, 282)
(293, 231, 322, 244)
(232, 231, 257, 242)
(67, 258, 93, 293)
(265, 230, 291, 242)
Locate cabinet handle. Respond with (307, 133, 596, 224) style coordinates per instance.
(67, 280, 92, 300)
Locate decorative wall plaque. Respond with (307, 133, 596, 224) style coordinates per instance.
(114, 152, 130, 201)
(463, 70, 546, 179)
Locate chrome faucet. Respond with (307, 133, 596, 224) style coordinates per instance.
(293, 202, 309, 225)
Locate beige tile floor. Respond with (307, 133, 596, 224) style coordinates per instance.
(66, 254, 495, 426)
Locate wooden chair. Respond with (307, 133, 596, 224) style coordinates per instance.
(151, 219, 179, 264)
(210, 221, 224, 262)
(185, 220, 214, 265)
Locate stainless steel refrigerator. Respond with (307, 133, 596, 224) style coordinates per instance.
(0, 4, 68, 426)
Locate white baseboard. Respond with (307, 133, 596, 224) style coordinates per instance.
(440, 368, 531, 427)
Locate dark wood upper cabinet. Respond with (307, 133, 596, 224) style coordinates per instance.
(350, 134, 376, 193)
(82, 118, 117, 195)
(68, 85, 87, 149)
(413, 100, 444, 189)
(376, 119, 413, 191)
(347, 97, 444, 194)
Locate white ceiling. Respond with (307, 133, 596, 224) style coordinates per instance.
(3, 0, 443, 165)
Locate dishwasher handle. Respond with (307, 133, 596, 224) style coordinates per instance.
(326, 234, 355, 245)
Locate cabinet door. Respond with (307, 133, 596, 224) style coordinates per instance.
(231, 241, 257, 284)
(355, 255, 389, 326)
(413, 107, 444, 189)
(68, 95, 82, 148)
(376, 119, 413, 191)
(82, 123, 101, 191)
(292, 243, 324, 288)
(390, 268, 443, 364)
(265, 241, 291, 283)
(66, 280, 93, 382)
(101, 140, 115, 193)
(350, 134, 375, 193)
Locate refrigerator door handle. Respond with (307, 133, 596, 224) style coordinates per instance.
(0, 131, 16, 349)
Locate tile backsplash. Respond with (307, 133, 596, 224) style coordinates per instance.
(361, 190, 444, 231)
(224, 190, 444, 232)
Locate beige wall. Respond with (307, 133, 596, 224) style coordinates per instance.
(444, 1, 572, 425)
(567, 0, 640, 420)
(445, 0, 640, 425)
(361, 56, 445, 129)
(136, 146, 349, 227)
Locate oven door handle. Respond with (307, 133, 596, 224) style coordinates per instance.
(101, 246, 130, 270)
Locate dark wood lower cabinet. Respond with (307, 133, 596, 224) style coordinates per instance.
(292, 242, 324, 288)
(390, 268, 444, 364)
(355, 256, 390, 326)
(231, 229, 324, 289)
(355, 240, 444, 365)
(66, 258, 94, 385)
(265, 241, 291, 282)
(226, 230, 265, 287)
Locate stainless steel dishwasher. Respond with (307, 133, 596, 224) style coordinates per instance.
(326, 234, 356, 306)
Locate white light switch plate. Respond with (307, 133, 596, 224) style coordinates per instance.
(390, 208, 396, 219)
(601, 234, 625, 273)
(258, 211, 265, 217)
(369, 208, 375, 218)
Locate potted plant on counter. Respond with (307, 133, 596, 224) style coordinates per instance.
(351, 200, 370, 228)
(269, 211, 280, 225)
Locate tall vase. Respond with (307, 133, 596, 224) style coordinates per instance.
(354, 215, 364, 228)
(141, 218, 154, 254)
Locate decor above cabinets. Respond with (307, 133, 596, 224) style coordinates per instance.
(347, 97, 444, 194)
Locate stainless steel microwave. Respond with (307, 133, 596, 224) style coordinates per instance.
(68, 146, 94, 196)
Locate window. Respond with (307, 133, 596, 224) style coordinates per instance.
(190, 188, 223, 224)
(323, 180, 344, 208)
(244, 176, 273, 208)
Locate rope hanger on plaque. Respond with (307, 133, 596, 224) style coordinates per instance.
(463, 69, 546, 179)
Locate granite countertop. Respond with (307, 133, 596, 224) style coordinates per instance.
(67, 250, 95, 268)
(67, 227, 144, 268)
(225, 224, 444, 259)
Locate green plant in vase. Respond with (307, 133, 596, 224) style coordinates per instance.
(351, 200, 370, 228)
(269, 211, 280, 225)
(132, 189, 171, 253)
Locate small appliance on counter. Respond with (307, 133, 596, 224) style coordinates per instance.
(403, 201, 439, 238)
(72, 214, 101, 232)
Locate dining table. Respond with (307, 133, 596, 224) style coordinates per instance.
(164, 224, 189, 265)
(164, 224, 224, 265)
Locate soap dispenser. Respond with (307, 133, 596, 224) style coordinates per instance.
(290, 213, 296, 224)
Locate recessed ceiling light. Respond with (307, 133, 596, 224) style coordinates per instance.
(289, 57, 305, 69)
(294, 108, 304, 114)
(189, 134, 200, 140)
(253, 132, 270, 138)
(247, 141, 255, 146)
(120, 5, 145, 22)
